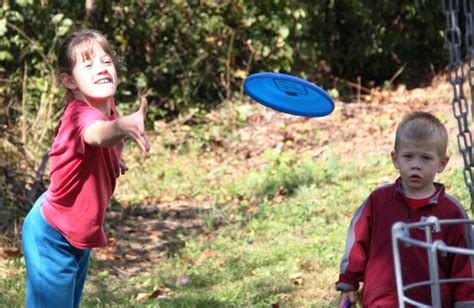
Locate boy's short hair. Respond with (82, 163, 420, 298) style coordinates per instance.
(395, 111, 448, 158)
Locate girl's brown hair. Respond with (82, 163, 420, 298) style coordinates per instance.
(57, 29, 117, 74)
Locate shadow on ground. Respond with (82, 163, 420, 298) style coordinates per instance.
(90, 199, 210, 279)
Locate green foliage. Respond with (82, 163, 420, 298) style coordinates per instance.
(0, 1, 447, 164)
(1, 1, 445, 121)
(0, 0, 446, 170)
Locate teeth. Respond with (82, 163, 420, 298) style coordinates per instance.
(97, 79, 111, 84)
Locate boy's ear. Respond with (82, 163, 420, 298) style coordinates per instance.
(60, 72, 77, 90)
(437, 156, 450, 173)
(391, 150, 399, 169)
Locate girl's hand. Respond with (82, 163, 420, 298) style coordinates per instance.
(119, 158, 128, 175)
(117, 97, 151, 158)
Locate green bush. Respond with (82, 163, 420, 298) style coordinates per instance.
(1, 1, 445, 120)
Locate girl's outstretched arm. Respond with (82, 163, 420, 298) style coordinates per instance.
(84, 97, 150, 157)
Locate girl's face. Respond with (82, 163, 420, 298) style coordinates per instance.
(391, 140, 449, 198)
(61, 42, 117, 110)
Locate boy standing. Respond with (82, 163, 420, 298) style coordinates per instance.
(336, 112, 474, 307)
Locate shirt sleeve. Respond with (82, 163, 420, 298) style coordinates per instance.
(336, 195, 373, 291)
(68, 102, 108, 156)
(109, 98, 124, 159)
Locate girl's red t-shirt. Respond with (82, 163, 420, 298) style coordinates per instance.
(41, 99, 123, 249)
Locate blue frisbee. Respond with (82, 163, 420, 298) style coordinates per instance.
(243, 72, 334, 117)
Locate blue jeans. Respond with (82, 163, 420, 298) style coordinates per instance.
(22, 193, 91, 308)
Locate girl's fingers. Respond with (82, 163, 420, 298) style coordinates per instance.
(119, 159, 128, 175)
(134, 133, 150, 158)
(144, 134, 150, 150)
(129, 97, 149, 157)
(139, 97, 148, 116)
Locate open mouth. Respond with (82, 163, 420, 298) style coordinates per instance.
(95, 78, 112, 84)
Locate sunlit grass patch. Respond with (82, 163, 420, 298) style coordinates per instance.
(0, 258, 26, 307)
(113, 151, 402, 306)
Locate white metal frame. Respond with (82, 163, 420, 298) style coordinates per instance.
(391, 217, 474, 307)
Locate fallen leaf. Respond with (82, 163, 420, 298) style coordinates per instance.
(93, 248, 120, 260)
(289, 273, 304, 285)
(136, 284, 172, 303)
(158, 294, 172, 300)
(93, 237, 121, 260)
(3, 246, 22, 258)
(136, 293, 149, 303)
(149, 285, 166, 299)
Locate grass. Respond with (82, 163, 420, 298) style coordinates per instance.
(1, 101, 472, 307)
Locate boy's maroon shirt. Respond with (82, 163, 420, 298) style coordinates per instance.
(41, 99, 123, 249)
(336, 178, 474, 307)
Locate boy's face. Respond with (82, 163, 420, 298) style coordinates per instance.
(60, 42, 117, 108)
(391, 141, 449, 198)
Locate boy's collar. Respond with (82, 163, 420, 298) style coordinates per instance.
(394, 177, 444, 205)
